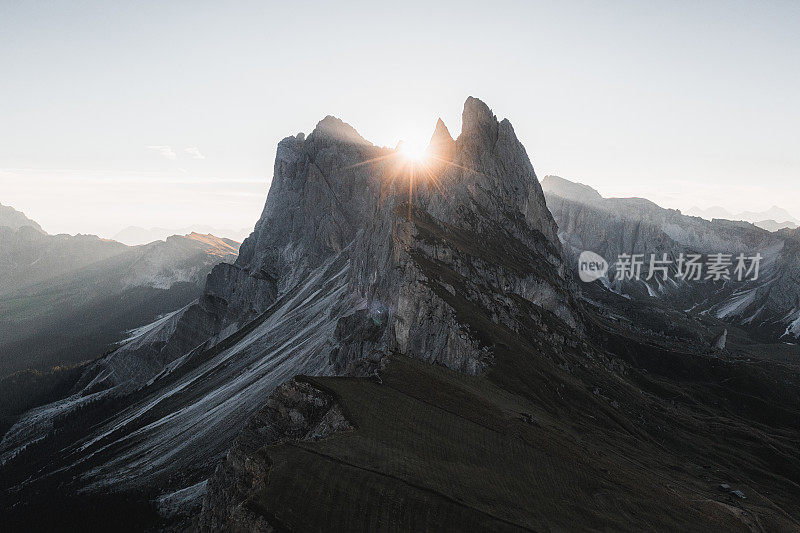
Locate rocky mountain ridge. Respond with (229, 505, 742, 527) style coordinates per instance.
(114, 226, 252, 246)
(1, 97, 581, 523)
(687, 203, 799, 225)
(542, 175, 800, 340)
(3, 101, 800, 532)
(0, 221, 241, 439)
(0, 203, 44, 233)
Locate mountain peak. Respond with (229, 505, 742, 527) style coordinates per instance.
(431, 117, 452, 142)
(0, 203, 45, 233)
(427, 117, 455, 159)
(0, 98, 579, 512)
(460, 96, 498, 140)
(185, 232, 241, 255)
(541, 175, 603, 204)
(309, 115, 369, 145)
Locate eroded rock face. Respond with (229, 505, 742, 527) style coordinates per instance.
(194, 100, 585, 526)
(212, 94, 580, 375)
(199, 378, 353, 532)
(1, 97, 582, 514)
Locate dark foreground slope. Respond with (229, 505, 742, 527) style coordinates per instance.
(212, 353, 799, 532)
(200, 210, 800, 531)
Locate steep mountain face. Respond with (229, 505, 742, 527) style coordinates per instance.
(4, 101, 800, 532)
(542, 176, 800, 340)
(766, 230, 800, 337)
(1, 97, 581, 524)
(195, 146, 800, 529)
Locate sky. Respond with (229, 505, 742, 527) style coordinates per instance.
(1, 0, 798, 237)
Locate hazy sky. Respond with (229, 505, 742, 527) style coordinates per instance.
(2, 1, 798, 237)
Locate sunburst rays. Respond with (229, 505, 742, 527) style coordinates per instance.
(327, 146, 482, 219)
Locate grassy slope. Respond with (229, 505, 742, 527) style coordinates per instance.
(244, 353, 797, 531)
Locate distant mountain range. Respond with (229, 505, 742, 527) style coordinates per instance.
(541, 175, 800, 340)
(113, 225, 252, 245)
(686, 204, 799, 230)
(751, 219, 798, 232)
(0, 220, 240, 376)
(0, 203, 44, 233)
(0, 205, 240, 437)
(541, 175, 798, 234)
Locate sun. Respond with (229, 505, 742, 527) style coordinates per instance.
(397, 138, 429, 162)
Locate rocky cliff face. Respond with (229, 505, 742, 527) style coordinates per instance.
(199, 377, 354, 531)
(0, 97, 581, 519)
(542, 176, 800, 339)
(195, 167, 800, 531)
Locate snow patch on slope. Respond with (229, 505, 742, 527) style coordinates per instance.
(155, 480, 208, 518)
(119, 307, 186, 346)
(713, 289, 758, 319)
(782, 310, 800, 339)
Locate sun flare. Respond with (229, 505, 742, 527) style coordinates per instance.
(397, 139, 429, 162)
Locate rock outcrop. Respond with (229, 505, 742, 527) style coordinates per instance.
(199, 378, 353, 531)
(712, 329, 727, 350)
(0, 97, 581, 517)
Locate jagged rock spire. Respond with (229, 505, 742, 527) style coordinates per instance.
(461, 96, 499, 142)
(429, 118, 453, 145)
(427, 117, 455, 161)
(420, 96, 560, 246)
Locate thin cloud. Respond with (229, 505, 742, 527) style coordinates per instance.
(185, 147, 205, 160)
(147, 145, 177, 160)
